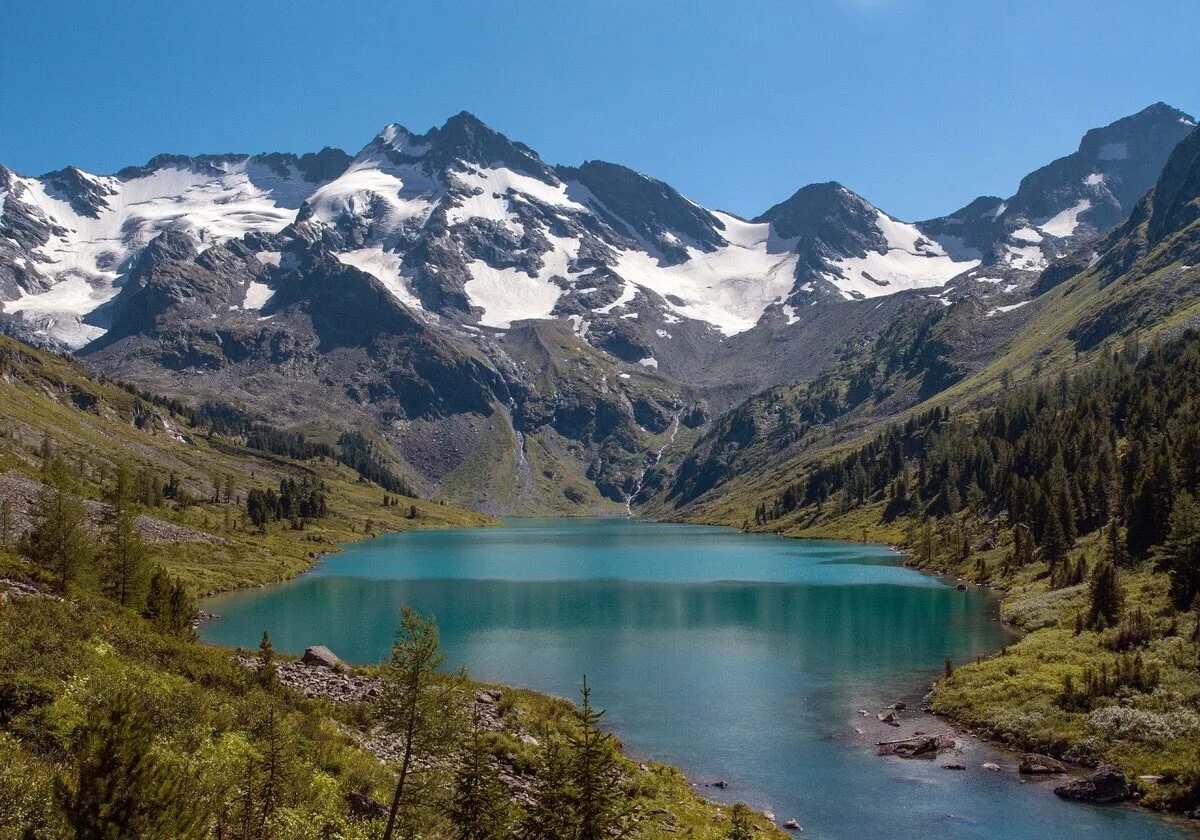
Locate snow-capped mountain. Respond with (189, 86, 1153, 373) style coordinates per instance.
(0, 105, 1194, 513)
(3, 106, 1193, 353)
(920, 102, 1196, 279)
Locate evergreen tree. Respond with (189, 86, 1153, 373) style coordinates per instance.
(380, 607, 463, 840)
(1088, 559, 1123, 629)
(143, 568, 195, 638)
(726, 802, 755, 840)
(22, 457, 92, 593)
(519, 737, 579, 840)
(451, 702, 512, 840)
(257, 631, 280, 692)
(100, 465, 150, 607)
(56, 690, 206, 839)
(569, 675, 628, 840)
(1127, 441, 1174, 559)
(252, 707, 293, 839)
(1155, 491, 1200, 610)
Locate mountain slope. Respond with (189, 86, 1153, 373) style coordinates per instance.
(1, 106, 1194, 512)
(654, 122, 1200, 526)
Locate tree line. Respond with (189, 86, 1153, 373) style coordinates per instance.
(760, 331, 1200, 623)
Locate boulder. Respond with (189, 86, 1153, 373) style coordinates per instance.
(877, 710, 899, 725)
(1019, 753, 1067, 775)
(345, 791, 388, 820)
(1054, 764, 1129, 803)
(983, 762, 1002, 772)
(302, 645, 341, 669)
(941, 763, 966, 770)
(877, 734, 956, 758)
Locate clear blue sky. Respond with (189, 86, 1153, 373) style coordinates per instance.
(2, 0, 1196, 221)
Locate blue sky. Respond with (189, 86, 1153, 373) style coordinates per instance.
(2, 0, 1196, 220)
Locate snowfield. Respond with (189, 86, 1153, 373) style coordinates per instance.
(823, 211, 979, 300)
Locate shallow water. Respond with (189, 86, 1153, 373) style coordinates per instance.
(201, 518, 1188, 839)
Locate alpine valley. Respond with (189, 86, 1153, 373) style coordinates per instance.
(6, 90, 1200, 834)
(3, 103, 1195, 515)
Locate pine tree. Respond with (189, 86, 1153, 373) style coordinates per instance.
(569, 675, 628, 840)
(1154, 491, 1200, 610)
(56, 690, 206, 839)
(22, 457, 92, 593)
(1088, 559, 1122, 629)
(380, 607, 463, 840)
(520, 737, 579, 840)
(257, 631, 280, 692)
(726, 802, 755, 840)
(253, 706, 293, 839)
(143, 568, 196, 638)
(451, 702, 512, 840)
(100, 465, 150, 607)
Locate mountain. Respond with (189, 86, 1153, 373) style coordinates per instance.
(649, 119, 1200, 525)
(0, 105, 1193, 512)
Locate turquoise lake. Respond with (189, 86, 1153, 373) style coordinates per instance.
(200, 518, 1189, 839)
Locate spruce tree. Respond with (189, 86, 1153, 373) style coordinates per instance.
(380, 607, 463, 840)
(57, 690, 206, 839)
(519, 737, 579, 840)
(451, 702, 512, 840)
(726, 802, 755, 840)
(100, 465, 150, 607)
(1155, 491, 1200, 610)
(569, 675, 628, 840)
(23, 457, 92, 593)
(1088, 559, 1122, 629)
(257, 631, 280, 692)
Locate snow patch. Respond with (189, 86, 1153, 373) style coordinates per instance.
(1004, 244, 1048, 271)
(1038, 199, 1091, 238)
(1011, 227, 1043, 244)
(336, 247, 423, 310)
(1084, 173, 1106, 187)
(242, 281, 274, 311)
(464, 235, 580, 328)
(987, 300, 1030, 317)
(637, 357, 658, 369)
(823, 211, 979, 299)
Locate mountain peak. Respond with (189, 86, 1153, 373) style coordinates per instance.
(754, 181, 875, 239)
(417, 112, 556, 183)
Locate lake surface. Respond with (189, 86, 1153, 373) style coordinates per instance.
(201, 518, 1187, 839)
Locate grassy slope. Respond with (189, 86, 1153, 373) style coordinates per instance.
(0, 335, 780, 838)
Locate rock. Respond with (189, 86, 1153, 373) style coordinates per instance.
(302, 645, 341, 669)
(713, 780, 729, 789)
(783, 818, 801, 830)
(1054, 764, 1130, 803)
(475, 689, 502, 704)
(955, 584, 968, 591)
(877, 734, 956, 758)
(888, 701, 907, 711)
(345, 791, 389, 820)
(1019, 753, 1067, 775)
(983, 763, 1002, 772)
(941, 763, 966, 770)
(877, 710, 900, 725)
(762, 811, 775, 821)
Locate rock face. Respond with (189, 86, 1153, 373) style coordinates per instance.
(1019, 753, 1067, 775)
(302, 645, 341, 669)
(1054, 764, 1130, 803)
